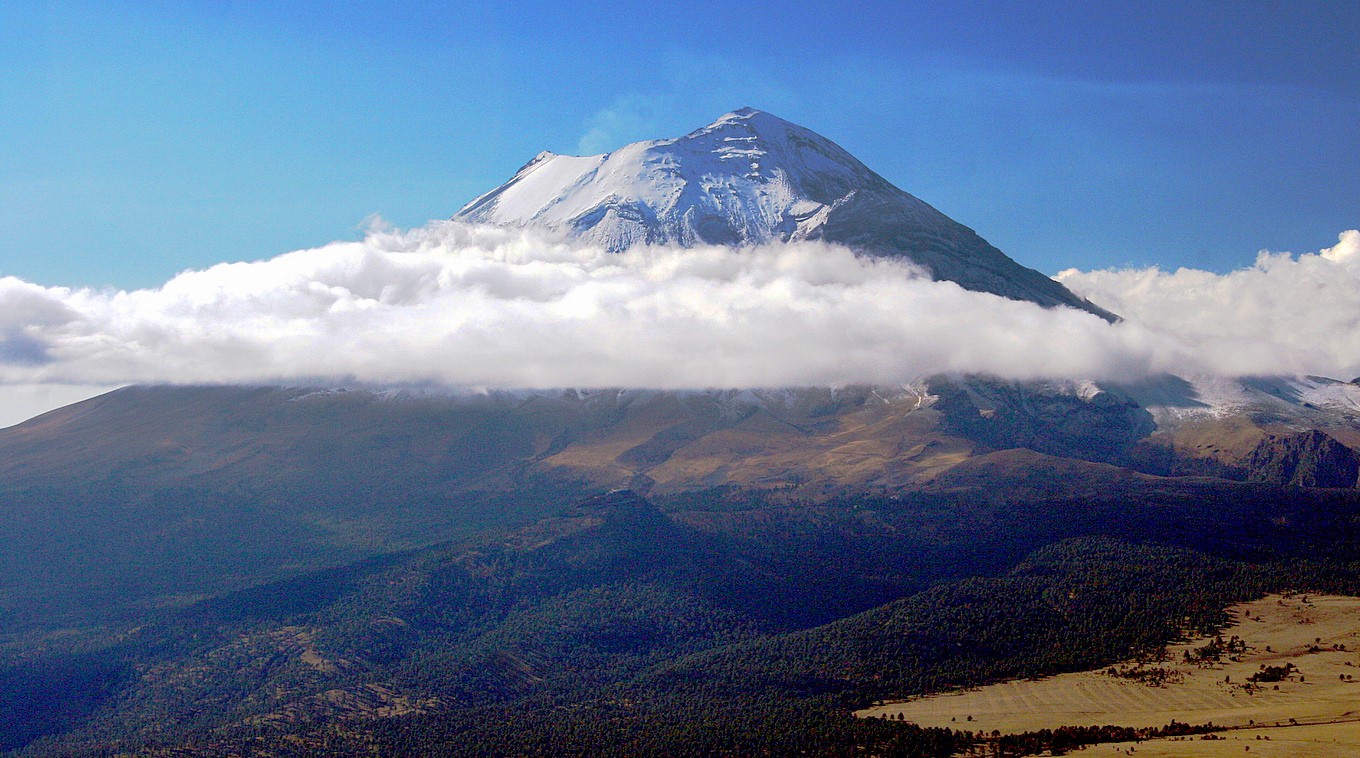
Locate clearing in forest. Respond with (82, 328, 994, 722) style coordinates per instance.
(856, 593, 1360, 748)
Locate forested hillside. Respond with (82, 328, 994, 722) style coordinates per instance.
(8, 465, 1360, 755)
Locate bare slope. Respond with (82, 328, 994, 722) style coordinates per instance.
(1, 379, 1356, 643)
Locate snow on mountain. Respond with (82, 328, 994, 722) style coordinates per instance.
(1104, 373, 1360, 436)
(456, 108, 1116, 321)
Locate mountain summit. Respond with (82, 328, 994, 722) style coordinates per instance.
(456, 108, 1115, 320)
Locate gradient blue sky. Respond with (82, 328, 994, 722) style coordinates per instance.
(2, 1, 1357, 289)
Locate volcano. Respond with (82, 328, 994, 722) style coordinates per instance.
(456, 107, 1116, 321)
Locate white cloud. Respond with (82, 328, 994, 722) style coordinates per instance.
(1058, 230, 1360, 380)
(0, 223, 1355, 394)
(0, 222, 1148, 388)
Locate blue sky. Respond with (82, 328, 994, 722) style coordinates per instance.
(2, 0, 1357, 289)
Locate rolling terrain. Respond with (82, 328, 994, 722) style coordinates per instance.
(3, 377, 1360, 754)
(2, 111, 1359, 755)
(2, 375, 1355, 644)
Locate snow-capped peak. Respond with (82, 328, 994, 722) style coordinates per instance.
(455, 107, 891, 250)
(454, 109, 1115, 320)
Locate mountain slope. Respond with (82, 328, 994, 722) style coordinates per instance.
(15, 474, 1360, 756)
(4, 376, 1356, 649)
(455, 108, 1116, 320)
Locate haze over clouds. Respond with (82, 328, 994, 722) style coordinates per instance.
(0, 223, 1355, 398)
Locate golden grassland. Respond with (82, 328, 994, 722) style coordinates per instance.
(1099, 720, 1360, 756)
(857, 594, 1360, 753)
(541, 390, 970, 493)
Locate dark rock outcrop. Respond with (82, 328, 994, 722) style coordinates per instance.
(1244, 429, 1360, 488)
(932, 378, 1156, 463)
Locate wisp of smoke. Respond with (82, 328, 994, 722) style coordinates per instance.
(0, 223, 1355, 390)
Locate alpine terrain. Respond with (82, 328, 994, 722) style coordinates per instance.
(457, 108, 1117, 321)
(2, 111, 1359, 757)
